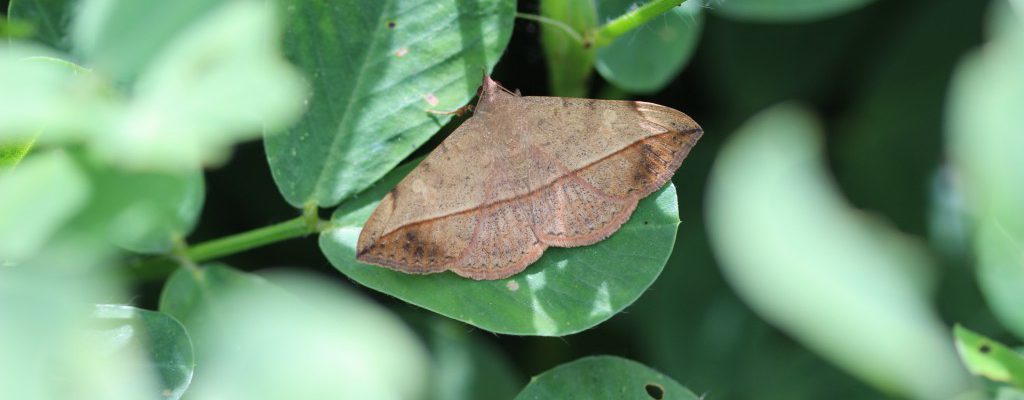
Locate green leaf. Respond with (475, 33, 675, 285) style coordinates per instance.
(6, 0, 70, 48)
(0, 150, 89, 262)
(1, 247, 155, 400)
(514, 356, 698, 400)
(595, 1, 702, 94)
(539, 0, 597, 97)
(710, 0, 876, 22)
(948, 12, 1024, 341)
(91, 304, 195, 400)
(422, 318, 525, 400)
(158, 264, 281, 359)
(96, 0, 307, 170)
(319, 158, 681, 336)
(69, 0, 226, 83)
(167, 266, 431, 400)
(953, 324, 1024, 388)
(69, 154, 205, 254)
(2, 1, 308, 171)
(265, 0, 514, 208)
(0, 137, 35, 170)
(705, 104, 971, 398)
(0, 47, 111, 146)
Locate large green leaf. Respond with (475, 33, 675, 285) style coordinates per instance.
(539, 0, 597, 97)
(162, 266, 431, 400)
(265, 0, 514, 208)
(91, 305, 195, 400)
(514, 356, 698, 400)
(319, 158, 681, 336)
(6, 0, 73, 50)
(0, 151, 89, 262)
(948, 10, 1024, 341)
(710, 0, 876, 22)
(705, 104, 972, 398)
(595, 0, 702, 94)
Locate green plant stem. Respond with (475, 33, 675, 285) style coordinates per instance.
(516, 12, 584, 45)
(595, 0, 684, 47)
(128, 210, 322, 282)
(188, 216, 313, 262)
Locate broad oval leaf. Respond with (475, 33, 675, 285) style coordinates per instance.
(595, 0, 703, 94)
(710, 0, 876, 22)
(706, 104, 971, 398)
(514, 356, 698, 400)
(91, 304, 195, 400)
(265, 0, 515, 208)
(319, 158, 681, 336)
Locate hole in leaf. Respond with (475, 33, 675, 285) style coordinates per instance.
(387, 21, 396, 29)
(980, 344, 991, 353)
(645, 383, 664, 399)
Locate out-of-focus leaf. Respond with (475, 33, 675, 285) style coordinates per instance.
(540, 0, 596, 97)
(98, 0, 307, 170)
(0, 137, 35, 170)
(998, 387, 1024, 400)
(0, 48, 114, 145)
(2, 1, 307, 171)
(69, 0, 225, 83)
(423, 318, 525, 400)
(158, 264, 281, 360)
(0, 243, 156, 400)
(954, 324, 1024, 388)
(948, 8, 1024, 341)
(709, 0, 875, 22)
(70, 154, 205, 254)
(595, 0, 702, 94)
(91, 305, 195, 400)
(514, 356, 698, 400)
(0, 151, 89, 262)
(7, 0, 74, 50)
(265, 0, 514, 208)
(319, 159, 680, 335)
(706, 104, 972, 398)
(174, 267, 430, 400)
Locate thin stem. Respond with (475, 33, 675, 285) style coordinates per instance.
(595, 0, 685, 47)
(516, 12, 584, 45)
(186, 216, 313, 262)
(127, 208, 323, 282)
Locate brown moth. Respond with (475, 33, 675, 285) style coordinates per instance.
(356, 75, 701, 280)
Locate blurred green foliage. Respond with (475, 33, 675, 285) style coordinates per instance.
(2, 0, 1024, 399)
